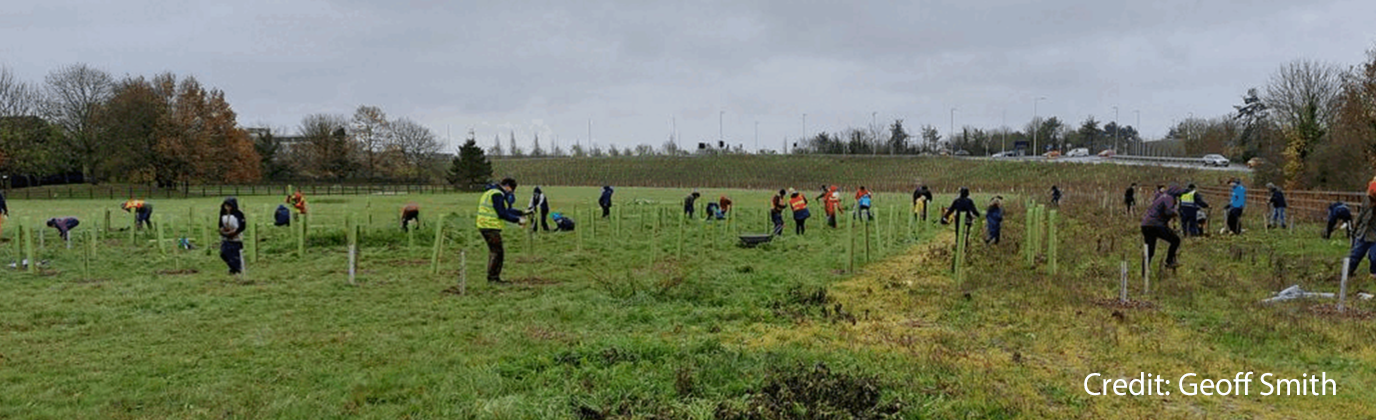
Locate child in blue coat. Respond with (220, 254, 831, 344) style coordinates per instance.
(985, 196, 1004, 245)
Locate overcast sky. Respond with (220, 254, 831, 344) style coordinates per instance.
(4, 0, 1374, 152)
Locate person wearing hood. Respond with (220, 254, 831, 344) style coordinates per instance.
(913, 185, 933, 222)
(941, 187, 981, 241)
(598, 186, 614, 218)
(1142, 185, 1186, 270)
(401, 203, 421, 232)
(477, 178, 527, 284)
(718, 195, 733, 218)
(274, 204, 291, 227)
(854, 186, 873, 221)
(788, 188, 811, 235)
(122, 199, 154, 230)
(1179, 183, 1209, 237)
(45, 216, 80, 241)
(218, 197, 247, 275)
(1267, 183, 1288, 229)
(552, 212, 575, 231)
(1226, 179, 1246, 235)
(1326, 200, 1353, 239)
(527, 186, 550, 232)
(770, 189, 787, 236)
(984, 196, 1005, 245)
(822, 185, 843, 228)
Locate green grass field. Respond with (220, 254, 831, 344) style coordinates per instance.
(2, 170, 1373, 418)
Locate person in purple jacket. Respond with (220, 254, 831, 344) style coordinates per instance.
(45, 217, 80, 241)
(1141, 185, 1187, 270)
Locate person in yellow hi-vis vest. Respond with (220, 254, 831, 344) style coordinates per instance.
(476, 177, 527, 285)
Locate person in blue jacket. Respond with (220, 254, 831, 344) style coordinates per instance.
(1226, 178, 1246, 235)
(984, 196, 1004, 245)
(598, 186, 614, 218)
(274, 204, 291, 227)
(1326, 201, 1353, 239)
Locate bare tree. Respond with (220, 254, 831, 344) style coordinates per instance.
(1263, 59, 1344, 188)
(0, 66, 41, 117)
(298, 113, 354, 179)
(389, 117, 442, 180)
(43, 63, 113, 181)
(351, 105, 390, 178)
(1265, 60, 1343, 129)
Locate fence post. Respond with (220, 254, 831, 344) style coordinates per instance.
(1120, 260, 1128, 302)
(459, 249, 467, 296)
(347, 214, 357, 286)
(1339, 257, 1350, 312)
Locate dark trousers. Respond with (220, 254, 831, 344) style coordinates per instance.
(1346, 239, 1376, 275)
(220, 240, 243, 274)
(401, 211, 419, 231)
(136, 208, 153, 230)
(826, 213, 837, 228)
(771, 212, 784, 236)
(1327, 212, 1352, 239)
(985, 223, 1001, 244)
(601, 205, 610, 218)
(1180, 206, 1199, 237)
(1141, 225, 1180, 266)
(1226, 207, 1243, 234)
(532, 208, 549, 232)
(480, 229, 504, 281)
(794, 217, 807, 235)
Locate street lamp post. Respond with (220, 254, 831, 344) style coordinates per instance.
(1112, 106, 1119, 154)
(1033, 97, 1046, 156)
(949, 108, 956, 153)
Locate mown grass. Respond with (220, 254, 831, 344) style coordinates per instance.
(2, 171, 1373, 418)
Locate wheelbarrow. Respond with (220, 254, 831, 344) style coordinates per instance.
(738, 234, 774, 248)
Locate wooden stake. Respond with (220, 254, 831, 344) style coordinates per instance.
(1339, 257, 1350, 312)
(1120, 260, 1128, 302)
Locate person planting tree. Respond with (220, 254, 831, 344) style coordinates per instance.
(941, 187, 980, 243)
(122, 199, 154, 230)
(683, 191, 701, 218)
(854, 186, 873, 221)
(527, 186, 550, 232)
(1344, 176, 1376, 279)
(476, 177, 527, 285)
(1141, 185, 1186, 270)
(770, 189, 787, 236)
(789, 188, 811, 235)
(45, 216, 80, 241)
(1326, 201, 1353, 240)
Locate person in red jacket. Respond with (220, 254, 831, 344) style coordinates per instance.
(822, 185, 842, 228)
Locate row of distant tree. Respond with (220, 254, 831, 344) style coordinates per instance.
(0, 63, 447, 188)
(1165, 50, 1376, 191)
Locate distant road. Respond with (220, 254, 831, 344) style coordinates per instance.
(982, 155, 1252, 172)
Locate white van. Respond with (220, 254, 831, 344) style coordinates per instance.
(1067, 148, 1089, 157)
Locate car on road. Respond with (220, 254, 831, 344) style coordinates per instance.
(954, 149, 971, 156)
(1067, 148, 1089, 157)
(1202, 154, 1230, 167)
(1247, 157, 1266, 168)
(1098, 149, 1116, 158)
